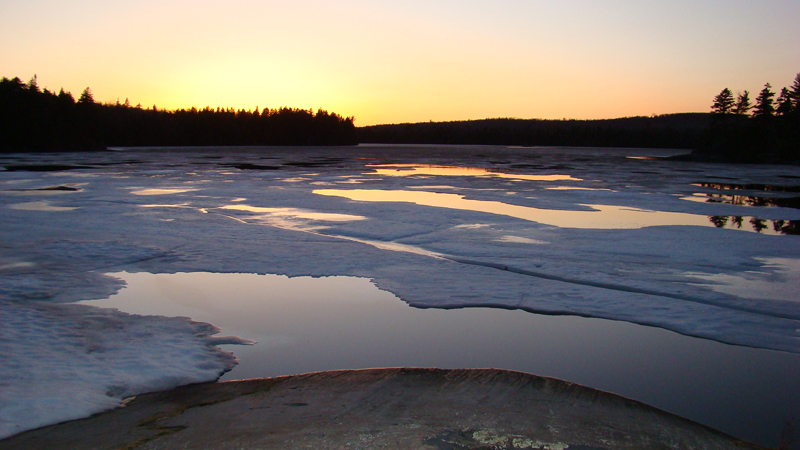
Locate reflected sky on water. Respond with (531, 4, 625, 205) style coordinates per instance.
(365, 164, 581, 182)
(130, 188, 198, 195)
(313, 188, 764, 231)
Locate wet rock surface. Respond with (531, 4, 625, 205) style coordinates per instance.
(0, 368, 763, 450)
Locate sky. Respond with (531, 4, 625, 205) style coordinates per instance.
(1, 0, 799, 125)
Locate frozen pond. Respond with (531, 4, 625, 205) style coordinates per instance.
(2, 144, 800, 446)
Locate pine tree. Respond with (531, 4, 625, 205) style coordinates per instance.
(26, 74, 40, 92)
(752, 83, 775, 119)
(58, 88, 75, 103)
(776, 88, 793, 116)
(734, 91, 751, 116)
(711, 88, 734, 115)
(78, 87, 94, 104)
(788, 72, 800, 112)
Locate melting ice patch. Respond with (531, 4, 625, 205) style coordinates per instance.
(0, 300, 253, 439)
(8, 201, 77, 212)
(686, 258, 800, 302)
(0, 262, 35, 271)
(217, 205, 366, 231)
(496, 236, 548, 244)
(218, 204, 366, 221)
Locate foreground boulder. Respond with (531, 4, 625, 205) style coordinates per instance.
(0, 368, 763, 450)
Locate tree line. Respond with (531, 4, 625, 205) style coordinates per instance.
(4, 72, 799, 162)
(693, 73, 800, 163)
(357, 114, 709, 150)
(0, 75, 357, 153)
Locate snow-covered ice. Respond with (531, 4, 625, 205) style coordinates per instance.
(1, 144, 800, 439)
(0, 300, 252, 438)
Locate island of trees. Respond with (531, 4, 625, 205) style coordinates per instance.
(690, 73, 800, 163)
(0, 76, 357, 152)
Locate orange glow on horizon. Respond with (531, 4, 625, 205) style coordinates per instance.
(2, 1, 798, 126)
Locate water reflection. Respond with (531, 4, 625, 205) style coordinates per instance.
(140, 203, 192, 208)
(82, 271, 800, 448)
(314, 189, 732, 230)
(366, 164, 581, 182)
(545, 186, 612, 191)
(692, 182, 800, 193)
(130, 188, 197, 195)
(708, 216, 799, 235)
(684, 192, 800, 209)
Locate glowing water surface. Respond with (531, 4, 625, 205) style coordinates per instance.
(366, 164, 581, 182)
(314, 189, 719, 230)
(84, 271, 800, 448)
(130, 188, 198, 195)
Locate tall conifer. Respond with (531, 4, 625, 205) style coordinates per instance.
(711, 88, 734, 115)
(734, 91, 751, 116)
(752, 83, 775, 119)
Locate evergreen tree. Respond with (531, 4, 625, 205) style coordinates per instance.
(58, 88, 75, 103)
(711, 88, 734, 115)
(78, 87, 94, 104)
(788, 72, 800, 112)
(776, 88, 793, 116)
(752, 83, 775, 119)
(26, 74, 40, 92)
(734, 91, 751, 116)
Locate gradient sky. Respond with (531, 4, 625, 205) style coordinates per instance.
(2, 0, 799, 125)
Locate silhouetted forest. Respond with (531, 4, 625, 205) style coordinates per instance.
(4, 73, 799, 162)
(357, 114, 710, 150)
(0, 76, 357, 152)
(691, 72, 800, 163)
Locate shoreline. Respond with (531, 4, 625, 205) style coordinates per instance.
(0, 368, 764, 450)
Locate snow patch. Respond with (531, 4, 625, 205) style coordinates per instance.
(0, 300, 252, 439)
(686, 258, 800, 302)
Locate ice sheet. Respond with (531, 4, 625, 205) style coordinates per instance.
(2, 145, 800, 438)
(0, 300, 252, 438)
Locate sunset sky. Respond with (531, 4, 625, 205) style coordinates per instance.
(2, 0, 799, 125)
